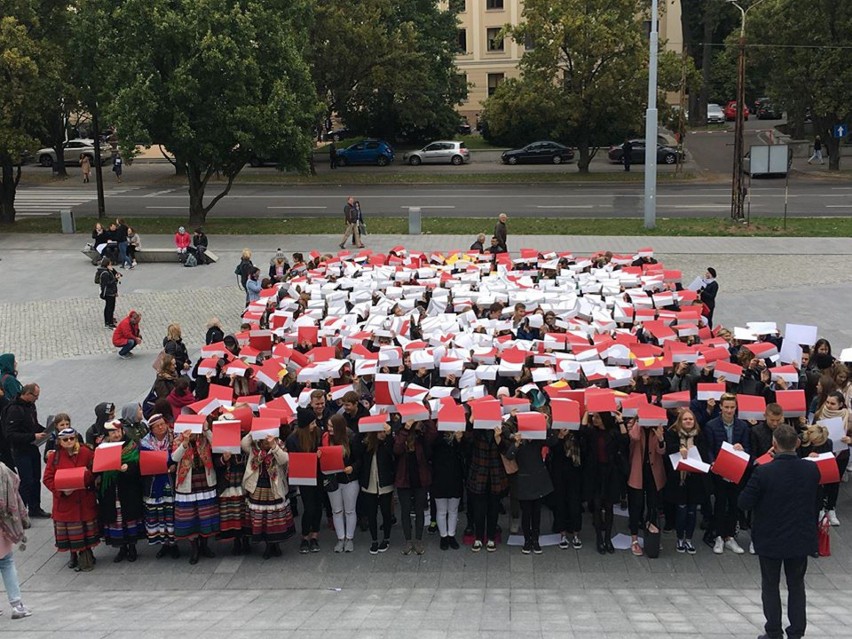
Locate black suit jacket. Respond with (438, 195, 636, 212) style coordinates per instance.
(738, 452, 820, 559)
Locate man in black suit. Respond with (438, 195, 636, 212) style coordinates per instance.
(700, 267, 719, 327)
(739, 424, 820, 639)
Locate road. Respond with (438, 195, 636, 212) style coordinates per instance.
(13, 181, 852, 218)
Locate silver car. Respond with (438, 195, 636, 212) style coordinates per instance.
(404, 141, 470, 166)
(36, 138, 111, 167)
(707, 104, 725, 124)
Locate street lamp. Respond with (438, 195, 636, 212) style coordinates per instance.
(728, 0, 767, 221)
(643, 0, 659, 230)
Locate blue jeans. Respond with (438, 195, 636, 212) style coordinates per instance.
(0, 552, 22, 603)
(119, 338, 137, 356)
(118, 241, 130, 267)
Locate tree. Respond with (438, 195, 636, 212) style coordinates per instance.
(0, 2, 63, 224)
(94, 0, 321, 224)
(750, 0, 852, 169)
(479, 79, 561, 148)
(309, 0, 467, 143)
(494, 0, 682, 172)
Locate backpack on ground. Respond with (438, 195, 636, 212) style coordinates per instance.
(184, 253, 198, 267)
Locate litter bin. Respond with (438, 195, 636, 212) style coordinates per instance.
(60, 209, 76, 234)
(408, 206, 421, 235)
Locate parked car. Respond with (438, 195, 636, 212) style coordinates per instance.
(501, 140, 575, 165)
(607, 140, 681, 165)
(326, 128, 352, 142)
(457, 122, 472, 135)
(335, 139, 394, 166)
(36, 138, 111, 168)
(754, 98, 782, 120)
(403, 141, 470, 166)
(707, 103, 725, 124)
(724, 101, 749, 121)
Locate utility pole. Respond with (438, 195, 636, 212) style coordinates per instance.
(728, 0, 767, 221)
(92, 103, 106, 219)
(643, 0, 659, 230)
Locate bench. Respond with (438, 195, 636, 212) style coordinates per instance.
(81, 248, 219, 264)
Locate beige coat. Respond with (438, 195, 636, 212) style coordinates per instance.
(240, 434, 289, 499)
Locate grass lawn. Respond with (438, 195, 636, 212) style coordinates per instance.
(7, 215, 851, 237)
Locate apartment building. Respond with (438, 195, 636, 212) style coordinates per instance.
(449, 0, 684, 123)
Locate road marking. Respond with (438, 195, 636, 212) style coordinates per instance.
(399, 205, 456, 209)
(145, 206, 187, 210)
(268, 206, 328, 209)
(825, 205, 851, 208)
(536, 205, 594, 209)
(13, 188, 134, 216)
(658, 205, 731, 209)
(144, 189, 176, 197)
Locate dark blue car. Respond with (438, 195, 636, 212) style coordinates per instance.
(336, 139, 394, 166)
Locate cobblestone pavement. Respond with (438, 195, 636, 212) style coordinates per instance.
(2, 232, 851, 637)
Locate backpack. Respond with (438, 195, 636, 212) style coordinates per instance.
(184, 253, 198, 267)
(95, 267, 104, 284)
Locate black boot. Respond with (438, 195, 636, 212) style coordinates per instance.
(67, 551, 79, 570)
(113, 545, 128, 563)
(263, 543, 273, 560)
(127, 543, 138, 562)
(199, 536, 215, 558)
(241, 537, 251, 555)
(232, 538, 243, 556)
(171, 544, 181, 559)
(271, 543, 282, 557)
(595, 528, 606, 554)
(604, 509, 615, 554)
(189, 540, 200, 565)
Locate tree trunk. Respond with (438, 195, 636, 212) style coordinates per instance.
(576, 144, 591, 173)
(827, 138, 841, 171)
(186, 164, 207, 226)
(0, 161, 19, 224)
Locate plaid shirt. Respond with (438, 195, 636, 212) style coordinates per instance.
(465, 429, 509, 495)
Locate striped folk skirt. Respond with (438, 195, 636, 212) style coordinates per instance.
(103, 498, 144, 547)
(219, 486, 251, 539)
(143, 484, 176, 546)
(54, 518, 100, 552)
(174, 471, 220, 540)
(247, 474, 295, 543)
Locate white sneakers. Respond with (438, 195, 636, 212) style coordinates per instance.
(828, 510, 840, 526)
(10, 601, 32, 619)
(334, 539, 345, 553)
(749, 541, 756, 555)
(713, 536, 745, 554)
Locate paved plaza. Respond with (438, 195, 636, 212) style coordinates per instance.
(1, 231, 851, 638)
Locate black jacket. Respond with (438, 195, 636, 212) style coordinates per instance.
(2, 397, 43, 453)
(700, 279, 719, 311)
(430, 433, 466, 499)
(738, 452, 820, 559)
(100, 269, 118, 298)
(358, 435, 396, 492)
(163, 338, 190, 372)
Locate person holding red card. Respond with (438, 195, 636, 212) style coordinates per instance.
(359, 423, 396, 554)
(322, 415, 362, 554)
(549, 427, 585, 551)
(96, 420, 143, 563)
(42, 416, 99, 572)
(287, 400, 324, 554)
(430, 430, 466, 551)
(215, 445, 250, 557)
(705, 393, 751, 555)
(580, 410, 629, 554)
(466, 420, 511, 553)
(626, 416, 667, 557)
(139, 415, 179, 559)
(393, 417, 438, 555)
(663, 410, 710, 555)
(241, 433, 296, 559)
(172, 422, 220, 564)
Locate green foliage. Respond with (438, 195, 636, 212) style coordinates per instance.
(479, 79, 561, 148)
(309, 0, 467, 143)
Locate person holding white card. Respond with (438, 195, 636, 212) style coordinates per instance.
(664, 410, 709, 555)
(813, 391, 852, 526)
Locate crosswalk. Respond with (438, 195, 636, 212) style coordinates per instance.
(13, 187, 135, 216)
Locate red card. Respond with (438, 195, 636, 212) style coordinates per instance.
(54, 467, 87, 491)
(437, 403, 466, 432)
(737, 394, 766, 421)
(92, 442, 123, 473)
(228, 404, 254, 432)
(288, 452, 318, 486)
(212, 420, 242, 453)
(259, 406, 292, 426)
(394, 402, 430, 422)
(250, 417, 280, 440)
(711, 443, 749, 484)
(359, 413, 390, 433)
(808, 454, 841, 485)
(139, 450, 169, 476)
(207, 384, 234, 406)
(775, 390, 806, 417)
(248, 330, 273, 351)
(318, 445, 345, 474)
(297, 325, 319, 345)
(550, 399, 581, 430)
(585, 391, 617, 414)
(517, 412, 547, 440)
(638, 404, 668, 427)
(755, 452, 774, 466)
(471, 400, 502, 429)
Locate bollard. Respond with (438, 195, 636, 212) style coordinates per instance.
(408, 206, 421, 235)
(60, 209, 76, 234)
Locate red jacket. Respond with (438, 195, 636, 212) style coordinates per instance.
(112, 314, 140, 346)
(43, 446, 98, 522)
(174, 232, 191, 249)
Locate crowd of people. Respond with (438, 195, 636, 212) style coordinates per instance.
(1, 244, 850, 624)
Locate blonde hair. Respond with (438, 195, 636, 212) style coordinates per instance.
(802, 424, 828, 447)
(241, 248, 252, 260)
(166, 323, 182, 341)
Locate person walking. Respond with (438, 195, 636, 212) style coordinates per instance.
(739, 424, 820, 639)
(622, 138, 633, 171)
(494, 213, 508, 252)
(699, 267, 719, 327)
(807, 136, 823, 165)
(0, 460, 32, 619)
(339, 196, 363, 249)
(2, 384, 50, 518)
(80, 154, 91, 183)
(112, 154, 123, 182)
(329, 141, 337, 169)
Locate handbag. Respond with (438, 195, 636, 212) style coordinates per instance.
(818, 513, 831, 557)
(644, 522, 661, 558)
(500, 454, 518, 475)
(358, 221, 367, 236)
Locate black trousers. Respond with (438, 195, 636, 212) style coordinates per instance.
(551, 473, 583, 534)
(299, 486, 324, 536)
(12, 447, 42, 512)
(103, 295, 116, 326)
(627, 468, 660, 535)
(471, 491, 501, 542)
(397, 487, 427, 541)
(759, 555, 808, 639)
(520, 498, 542, 541)
(712, 476, 741, 538)
(361, 491, 393, 542)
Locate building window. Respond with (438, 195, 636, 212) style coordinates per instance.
(524, 33, 535, 50)
(487, 28, 504, 52)
(487, 73, 504, 97)
(486, 0, 504, 9)
(449, 0, 465, 13)
(457, 29, 467, 53)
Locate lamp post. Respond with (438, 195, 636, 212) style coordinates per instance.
(728, 0, 767, 221)
(643, 0, 659, 230)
